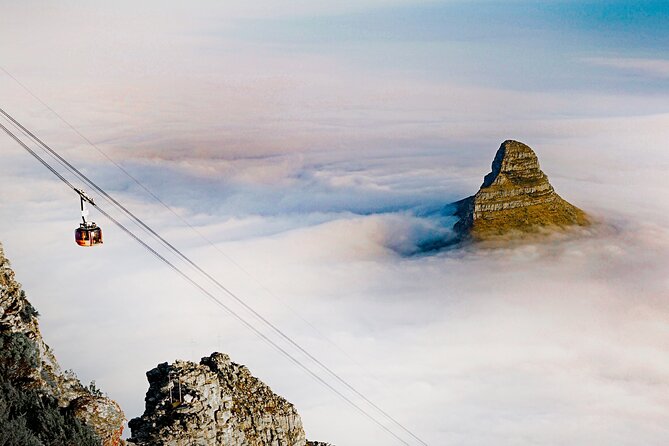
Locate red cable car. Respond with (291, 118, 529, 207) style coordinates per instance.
(74, 189, 103, 247)
(75, 222, 103, 247)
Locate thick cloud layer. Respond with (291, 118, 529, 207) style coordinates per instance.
(1, 2, 668, 445)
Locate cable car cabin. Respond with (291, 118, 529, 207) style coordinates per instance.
(75, 223, 103, 247)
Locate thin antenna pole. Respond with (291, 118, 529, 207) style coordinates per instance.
(168, 372, 173, 404)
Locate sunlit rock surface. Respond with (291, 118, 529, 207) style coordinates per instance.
(129, 352, 331, 446)
(454, 140, 590, 240)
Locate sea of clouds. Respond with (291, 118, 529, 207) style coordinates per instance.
(1, 2, 669, 445)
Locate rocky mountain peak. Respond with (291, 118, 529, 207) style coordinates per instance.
(481, 140, 547, 188)
(129, 352, 331, 446)
(454, 140, 589, 240)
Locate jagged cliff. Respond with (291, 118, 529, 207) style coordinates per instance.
(0, 243, 125, 445)
(454, 140, 589, 240)
(129, 352, 331, 446)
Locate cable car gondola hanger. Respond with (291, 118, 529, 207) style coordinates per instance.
(74, 188, 102, 247)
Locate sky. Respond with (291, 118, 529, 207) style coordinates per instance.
(1, 1, 669, 444)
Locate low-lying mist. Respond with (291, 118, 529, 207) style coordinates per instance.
(1, 118, 668, 444)
(1, 2, 668, 442)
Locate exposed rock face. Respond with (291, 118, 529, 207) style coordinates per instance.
(71, 394, 127, 445)
(0, 243, 125, 445)
(129, 352, 329, 446)
(454, 140, 589, 240)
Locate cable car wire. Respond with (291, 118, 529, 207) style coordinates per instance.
(0, 113, 428, 445)
(0, 67, 425, 445)
(2, 103, 428, 446)
(0, 118, 417, 446)
(0, 92, 429, 446)
(0, 65, 353, 366)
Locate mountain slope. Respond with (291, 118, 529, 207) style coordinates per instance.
(454, 140, 590, 240)
(0, 243, 125, 446)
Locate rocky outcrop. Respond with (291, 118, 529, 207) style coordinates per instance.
(0, 243, 125, 445)
(454, 140, 589, 240)
(71, 394, 126, 445)
(129, 352, 330, 446)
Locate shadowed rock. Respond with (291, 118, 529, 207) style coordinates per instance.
(454, 140, 589, 240)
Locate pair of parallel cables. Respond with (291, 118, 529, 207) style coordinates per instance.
(0, 67, 428, 446)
